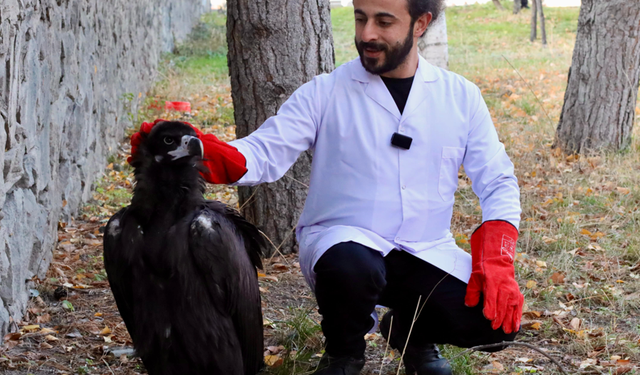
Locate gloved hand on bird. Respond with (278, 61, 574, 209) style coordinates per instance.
(128, 118, 247, 184)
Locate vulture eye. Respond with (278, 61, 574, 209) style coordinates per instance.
(163, 137, 174, 145)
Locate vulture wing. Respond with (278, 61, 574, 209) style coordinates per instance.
(189, 204, 265, 375)
(103, 208, 143, 343)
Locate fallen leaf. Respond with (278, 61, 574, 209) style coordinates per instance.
(272, 263, 288, 271)
(550, 272, 565, 284)
(536, 260, 547, 268)
(522, 311, 542, 319)
(264, 354, 283, 367)
(581, 229, 593, 236)
(4, 332, 21, 341)
(570, 318, 581, 330)
(616, 187, 630, 195)
(44, 335, 59, 341)
(522, 321, 541, 330)
(100, 326, 112, 335)
(37, 313, 51, 324)
(22, 325, 40, 331)
(526, 280, 537, 289)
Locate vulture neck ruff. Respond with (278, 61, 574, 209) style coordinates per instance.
(131, 159, 206, 222)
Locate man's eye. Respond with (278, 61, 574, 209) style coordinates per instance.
(164, 137, 174, 145)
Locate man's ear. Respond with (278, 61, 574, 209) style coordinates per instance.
(414, 12, 432, 38)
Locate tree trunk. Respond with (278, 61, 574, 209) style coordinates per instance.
(227, 0, 335, 255)
(554, 0, 640, 154)
(513, 0, 522, 14)
(537, 0, 547, 45)
(530, 0, 537, 42)
(418, 11, 448, 69)
(492, 0, 504, 10)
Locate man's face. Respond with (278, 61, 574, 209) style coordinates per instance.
(353, 0, 416, 75)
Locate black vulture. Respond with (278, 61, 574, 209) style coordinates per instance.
(104, 121, 265, 375)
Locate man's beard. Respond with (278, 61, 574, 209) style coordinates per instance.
(355, 25, 414, 75)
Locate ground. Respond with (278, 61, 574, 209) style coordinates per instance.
(2, 2, 640, 374)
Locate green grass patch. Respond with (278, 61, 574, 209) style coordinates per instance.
(331, 6, 358, 67)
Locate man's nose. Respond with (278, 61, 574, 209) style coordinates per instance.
(360, 20, 379, 42)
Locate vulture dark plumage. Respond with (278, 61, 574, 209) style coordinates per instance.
(104, 121, 265, 375)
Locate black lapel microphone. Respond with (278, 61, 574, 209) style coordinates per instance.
(391, 132, 412, 150)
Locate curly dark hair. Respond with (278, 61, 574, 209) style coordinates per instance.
(407, 0, 445, 24)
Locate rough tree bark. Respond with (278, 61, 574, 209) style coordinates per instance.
(554, 1, 640, 154)
(226, 0, 335, 255)
(492, 0, 504, 10)
(418, 11, 449, 69)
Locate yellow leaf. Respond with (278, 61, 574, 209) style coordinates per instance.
(536, 260, 547, 268)
(523, 321, 541, 330)
(264, 355, 283, 367)
(526, 280, 537, 289)
(100, 326, 112, 336)
(580, 229, 593, 236)
(23, 325, 40, 331)
(45, 334, 59, 341)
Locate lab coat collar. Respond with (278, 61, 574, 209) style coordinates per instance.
(351, 55, 439, 119)
(350, 54, 440, 84)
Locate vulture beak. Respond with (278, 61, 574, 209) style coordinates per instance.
(168, 135, 204, 160)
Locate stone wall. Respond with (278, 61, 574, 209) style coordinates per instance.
(0, 0, 207, 337)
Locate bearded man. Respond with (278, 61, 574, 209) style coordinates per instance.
(132, 0, 523, 373)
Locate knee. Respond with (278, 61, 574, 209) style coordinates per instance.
(314, 242, 386, 293)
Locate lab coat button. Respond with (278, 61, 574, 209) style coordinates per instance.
(395, 237, 400, 242)
(402, 185, 406, 190)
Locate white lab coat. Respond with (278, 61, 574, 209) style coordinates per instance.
(230, 56, 521, 288)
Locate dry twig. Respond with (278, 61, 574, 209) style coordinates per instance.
(448, 341, 568, 374)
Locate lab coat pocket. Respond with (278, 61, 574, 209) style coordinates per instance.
(438, 146, 466, 201)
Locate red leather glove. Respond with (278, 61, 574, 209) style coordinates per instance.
(465, 220, 523, 334)
(128, 119, 247, 184)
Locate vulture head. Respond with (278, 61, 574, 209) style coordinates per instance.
(131, 121, 204, 167)
(129, 120, 207, 209)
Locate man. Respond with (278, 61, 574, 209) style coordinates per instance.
(131, 1, 523, 374)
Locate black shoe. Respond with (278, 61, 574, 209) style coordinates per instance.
(312, 353, 365, 375)
(380, 311, 453, 375)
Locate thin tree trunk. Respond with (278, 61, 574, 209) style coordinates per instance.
(537, 0, 547, 45)
(530, 0, 537, 42)
(513, 0, 522, 14)
(554, 0, 640, 154)
(226, 0, 335, 255)
(492, 0, 504, 10)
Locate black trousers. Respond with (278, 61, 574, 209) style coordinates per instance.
(313, 242, 518, 357)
